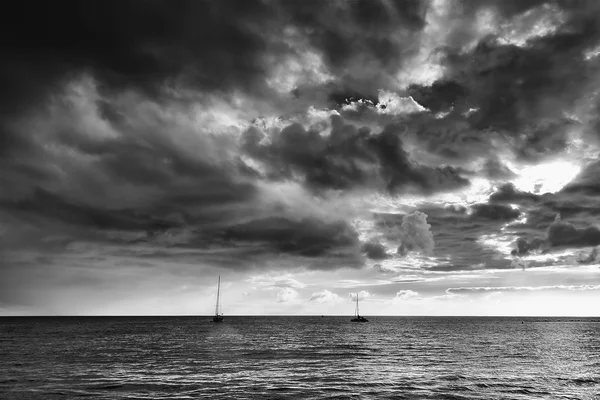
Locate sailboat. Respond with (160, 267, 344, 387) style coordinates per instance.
(350, 293, 368, 322)
(212, 275, 224, 322)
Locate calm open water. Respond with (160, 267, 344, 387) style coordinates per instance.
(1, 316, 599, 399)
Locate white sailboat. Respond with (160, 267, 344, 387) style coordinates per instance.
(350, 293, 368, 322)
(212, 275, 224, 322)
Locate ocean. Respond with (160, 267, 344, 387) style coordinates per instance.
(1, 316, 599, 399)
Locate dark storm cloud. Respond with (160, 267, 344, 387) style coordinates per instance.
(0, 86, 370, 270)
(2, 0, 600, 281)
(281, 0, 427, 101)
(440, 19, 600, 135)
(507, 188, 600, 240)
(4, 0, 597, 167)
(0, 0, 281, 112)
(1, 201, 366, 271)
(407, 80, 469, 114)
(220, 216, 360, 258)
(507, 185, 600, 258)
(488, 172, 600, 257)
(402, 101, 578, 171)
(547, 220, 600, 248)
(512, 214, 600, 257)
(1, 187, 364, 272)
(398, 0, 600, 168)
(561, 160, 600, 196)
(0, 87, 259, 211)
(513, 119, 580, 161)
(132, 231, 365, 271)
(479, 158, 517, 180)
(393, 113, 518, 175)
(0, 0, 289, 216)
(470, 204, 521, 221)
(488, 183, 541, 204)
(1, 188, 177, 232)
(361, 241, 389, 260)
(242, 116, 470, 194)
(291, 0, 598, 127)
(402, 114, 494, 162)
(0, 0, 427, 123)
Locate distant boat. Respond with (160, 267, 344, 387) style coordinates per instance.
(350, 293, 368, 322)
(212, 275, 224, 323)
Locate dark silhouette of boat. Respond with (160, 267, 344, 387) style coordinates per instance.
(351, 292, 368, 322)
(212, 275, 224, 323)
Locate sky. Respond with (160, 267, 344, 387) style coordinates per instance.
(1, 0, 600, 316)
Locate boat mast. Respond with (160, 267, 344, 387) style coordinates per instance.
(356, 293, 359, 317)
(215, 275, 221, 317)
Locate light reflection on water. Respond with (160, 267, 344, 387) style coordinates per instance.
(1, 316, 599, 399)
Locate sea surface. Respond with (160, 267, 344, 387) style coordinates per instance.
(1, 316, 600, 399)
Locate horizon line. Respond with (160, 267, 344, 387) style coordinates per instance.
(1, 315, 600, 318)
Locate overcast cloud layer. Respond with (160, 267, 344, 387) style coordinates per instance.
(1, 0, 600, 315)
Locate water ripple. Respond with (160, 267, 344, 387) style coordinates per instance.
(1, 316, 599, 399)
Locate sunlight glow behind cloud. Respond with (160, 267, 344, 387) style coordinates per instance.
(511, 161, 581, 194)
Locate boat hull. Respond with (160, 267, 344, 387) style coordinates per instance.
(351, 317, 368, 322)
(212, 316, 224, 322)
